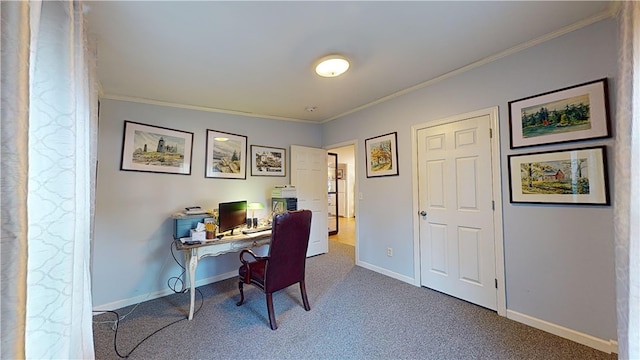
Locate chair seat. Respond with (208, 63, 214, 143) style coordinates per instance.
(239, 260, 266, 285)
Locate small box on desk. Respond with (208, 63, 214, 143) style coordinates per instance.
(190, 229, 206, 242)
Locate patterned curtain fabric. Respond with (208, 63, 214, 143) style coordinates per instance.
(1, 2, 31, 358)
(615, 2, 640, 359)
(1, 1, 98, 358)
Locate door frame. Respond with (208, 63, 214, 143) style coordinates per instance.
(410, 106, 506, 316)
(327, 152, 339, 236)
(325, 139, 359, 264)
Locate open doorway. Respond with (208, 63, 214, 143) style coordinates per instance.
(327, 144, 356, 247)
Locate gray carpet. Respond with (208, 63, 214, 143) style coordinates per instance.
(93, 240, 616, 360)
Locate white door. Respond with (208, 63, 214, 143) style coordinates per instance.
(418, 114, 497, 310)
(290, 145, 328, 257)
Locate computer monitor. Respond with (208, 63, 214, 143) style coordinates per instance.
(217, 200, 247, 235)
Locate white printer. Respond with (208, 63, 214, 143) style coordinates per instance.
(270, 185, 297, 198)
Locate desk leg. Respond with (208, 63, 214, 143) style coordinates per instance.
(181, 250, 190, 293)
(188, 249, 198, 320)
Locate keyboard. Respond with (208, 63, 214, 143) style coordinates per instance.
(242, 226, 272, 235)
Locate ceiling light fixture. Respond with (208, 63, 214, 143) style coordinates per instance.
(315, 54, 350, 78)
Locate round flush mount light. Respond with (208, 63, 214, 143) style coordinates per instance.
(315, 55, 350, 78)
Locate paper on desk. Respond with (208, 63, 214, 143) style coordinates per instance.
(245, 230, 271, 238)
(195, 222, 206, 231)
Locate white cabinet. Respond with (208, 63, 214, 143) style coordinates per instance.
(338, 179, 346, 217)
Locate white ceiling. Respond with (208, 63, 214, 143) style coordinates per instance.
(86, 1, 614, 123)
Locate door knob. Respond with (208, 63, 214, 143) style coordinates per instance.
(419, 210, 427, 217)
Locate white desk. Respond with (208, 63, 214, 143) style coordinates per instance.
(174, 231, 271, 320)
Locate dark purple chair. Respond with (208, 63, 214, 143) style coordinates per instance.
(236, 209, 312, 330)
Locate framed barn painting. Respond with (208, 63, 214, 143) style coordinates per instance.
(509, 78, 610, 149)
(205, 129, 247, 179)
(120, 120, 194, 175)
(508, 146, 609, 205)
(365, 132, 399, 178)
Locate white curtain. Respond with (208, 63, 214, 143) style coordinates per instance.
(615, 2, 640, 360)
(1, 1, 97, 359)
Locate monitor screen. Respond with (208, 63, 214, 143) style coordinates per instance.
(217, 200, 247, 235)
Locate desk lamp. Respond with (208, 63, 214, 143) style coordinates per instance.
(247, 202, 264, 228)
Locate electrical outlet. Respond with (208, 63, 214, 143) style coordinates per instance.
(387, 247, 393, 257)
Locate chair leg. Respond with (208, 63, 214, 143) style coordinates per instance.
(300, 280, 311, 311)
(236, 281, 245, 306)
(266, 293, 277, 330)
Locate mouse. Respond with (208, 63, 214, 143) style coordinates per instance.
(216, 234, 224, 239)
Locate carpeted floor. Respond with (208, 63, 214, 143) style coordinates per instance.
(93, 240, 616, 360)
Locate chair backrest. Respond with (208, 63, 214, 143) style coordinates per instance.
(264, 209, 312, 293)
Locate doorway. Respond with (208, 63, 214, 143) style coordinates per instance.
(328, 152, 338, 236)
(327, 144, 356, 247)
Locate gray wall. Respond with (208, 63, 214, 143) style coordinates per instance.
(322, 19, 617, 342)
(93, 100, 321, 308)
(92, 18, 617, 344)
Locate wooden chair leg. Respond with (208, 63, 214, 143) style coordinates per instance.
(236, 281, 245, 306)
(299, 280, 311, 311)
(266, 293, 277, 330)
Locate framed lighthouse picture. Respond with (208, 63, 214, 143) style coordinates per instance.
(120, 120, 194, 175)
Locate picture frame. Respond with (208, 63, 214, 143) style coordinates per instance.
(205, 129, 247, 179)
(120, 120, 194, 175)
(508, 145, 609, 205)
(508, 78, 610, 149)
(337, 168, 344, 179)
(250, 145, 286, 177)
(365, 132, 399, 178)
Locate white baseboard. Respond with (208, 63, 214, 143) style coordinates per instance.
(506, 310, 618, 354)
(92, 271, 236, 313)
(356, 260, 416, 285)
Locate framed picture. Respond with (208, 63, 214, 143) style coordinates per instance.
(509, 78, 610, 149)
(120, 120, 194, 175)
(365, 132, 399, 178)
(250, 145, 286, 177)
(205, 130, 247, 179)
(508, 146, 609, 205)
(337, 168, 344, 179)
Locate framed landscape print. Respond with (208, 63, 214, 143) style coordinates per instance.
(205, 130, 247, 179)
(365, 132, 399, 178)
(120, 120, 193, 175)
(508, 146, 609, 205)
(509, 78, 610, 149)
(250, 145, 286, 177)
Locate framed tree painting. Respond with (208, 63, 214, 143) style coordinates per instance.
(120, 120, 194, 175)
(205, 129, 247, 179)
(365, 132, 399, 178)
(509, 78, 610, 149)
(250, 145, 286, 177)
(508, 145, 609, 205)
